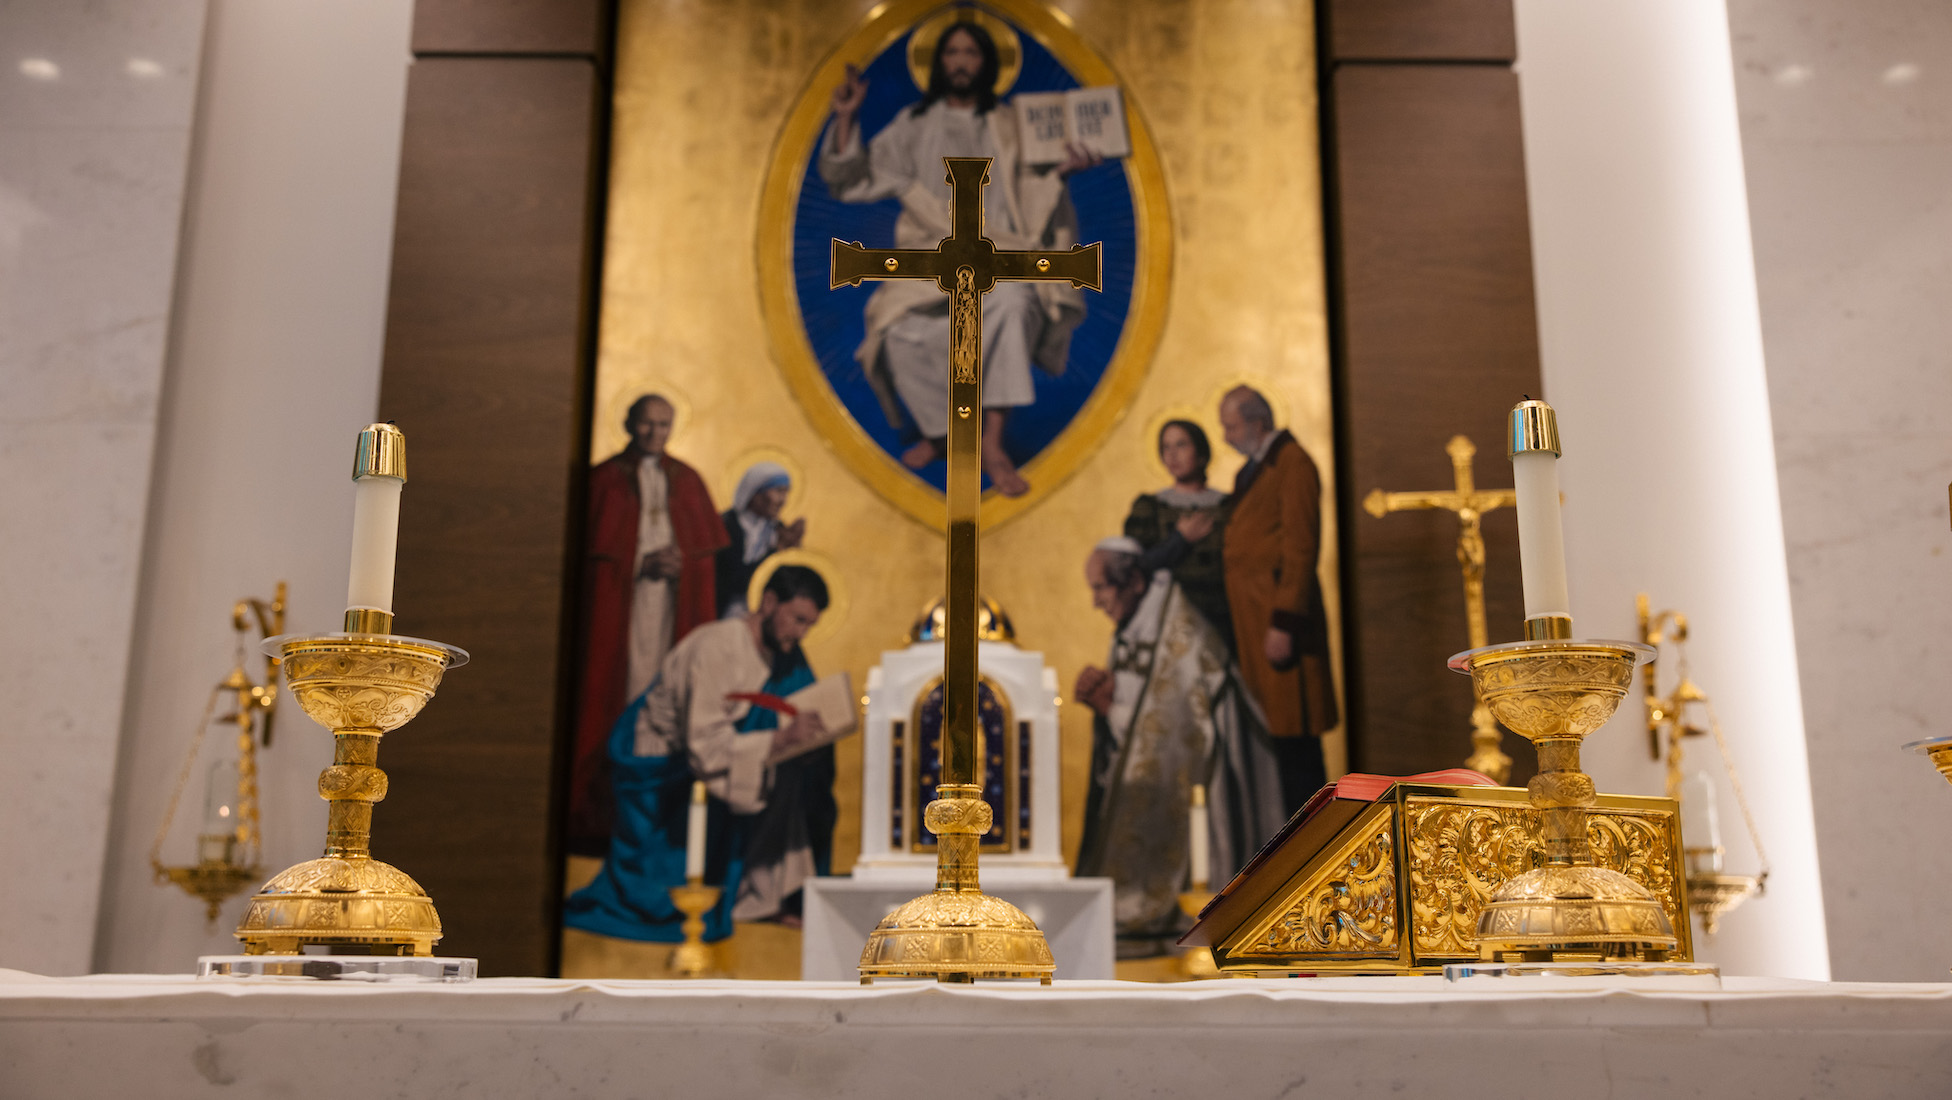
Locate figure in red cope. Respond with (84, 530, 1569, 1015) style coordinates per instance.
(568, 394, 729, 856)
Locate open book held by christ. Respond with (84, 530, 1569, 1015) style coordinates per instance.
(1014, 86, 1131, 162)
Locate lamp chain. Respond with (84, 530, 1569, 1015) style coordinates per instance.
(1702, 696, 1771, 883)
(148, 684, 225, 871)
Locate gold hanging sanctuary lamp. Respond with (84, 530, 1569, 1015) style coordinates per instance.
(151, 585, 286, 922)
(1639, 595, 1769, 935)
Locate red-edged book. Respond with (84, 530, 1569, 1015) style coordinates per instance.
(1178, 769, 1495, 949)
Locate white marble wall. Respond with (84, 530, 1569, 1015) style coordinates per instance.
(90, 0, 414, 974)
(1512, 0, 1830, 977)
(1727, 0, 1952, 981)
(0, 0, 208, 975)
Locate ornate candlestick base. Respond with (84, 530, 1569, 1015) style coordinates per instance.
(1177, 890, 1219, 979)
(216, 632, 469, 973)
(1452, 639, 1690, 968)
(667, 879, 722, 978)
(858, 785, 1055, 984)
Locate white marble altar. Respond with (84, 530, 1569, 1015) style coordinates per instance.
(800, 876, 1115, 981)
(856, 639, 1066, 881)
(4, 971, 1950, 1098)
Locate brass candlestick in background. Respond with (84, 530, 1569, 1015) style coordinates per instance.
(152, 584, 286, 922)
(841, 157, 1097, 984)
(1640, 594, 1768, 934)
(1365, 436, 1518, 783)
(667, 879, 723, 978)
(1176, 784, 1219, 979)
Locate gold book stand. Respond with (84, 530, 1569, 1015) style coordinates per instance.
(1182, 781, 1692, 974)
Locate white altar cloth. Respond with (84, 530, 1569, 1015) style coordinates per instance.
(4, 971, 1951, 1099)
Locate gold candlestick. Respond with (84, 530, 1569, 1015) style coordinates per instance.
(228, 627, 467, 959)
(1451, 637, 1683, 965)
(667, 878, 723, 978)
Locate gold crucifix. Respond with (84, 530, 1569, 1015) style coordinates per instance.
(1364, 435, 1517, 783)
(835, 157, 1100, 983)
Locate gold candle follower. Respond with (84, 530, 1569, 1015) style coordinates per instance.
(1507, 399, 1561, 458)
(353, 422, 408, 481)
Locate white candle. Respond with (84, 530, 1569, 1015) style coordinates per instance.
(346, 423, 406, 617)
(685, 780, 708, 880)
(1188, 784, 1209, 889)
(1508, 401, 1572, 621)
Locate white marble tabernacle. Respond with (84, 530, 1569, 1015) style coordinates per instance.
(854, 638, 1065, 881)
(4, 971, 1950, 1098)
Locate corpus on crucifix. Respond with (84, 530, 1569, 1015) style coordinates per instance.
(834, 156, 1100, 982)
(1363, 435, 1518, 783)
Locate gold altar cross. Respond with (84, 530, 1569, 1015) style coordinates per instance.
(1364, 435, 1518, 782)
(831, 157, 1100, 790)
(833, 157, 1099, 983)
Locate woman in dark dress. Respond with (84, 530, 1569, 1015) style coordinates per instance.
(1122, 419, 1233, 646)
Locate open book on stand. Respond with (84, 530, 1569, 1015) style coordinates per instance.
(1014, 86, 1131, 163)
(1179, 768, 1694, 973)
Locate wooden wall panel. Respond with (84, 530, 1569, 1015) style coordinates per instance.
(371, 51, 605, 975)
(1323, 13, 1544, 778)
(412, 0, 608, 55)
(1325, 0, 1516, 61)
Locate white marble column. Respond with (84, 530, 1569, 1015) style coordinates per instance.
(0, 0, 209, 975)
(1727, 0, 1952, 981)
(90, 0, 414, 974)
(1513, 0, 1830, 977)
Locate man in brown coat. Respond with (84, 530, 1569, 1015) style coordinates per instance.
(1219, 385, 1339, 814)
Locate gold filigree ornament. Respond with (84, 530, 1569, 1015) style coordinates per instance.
(230, 633, 467, 958)
(1450, 639, 1702, 968)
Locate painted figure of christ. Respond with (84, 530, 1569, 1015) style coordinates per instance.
(819, 20, 1099, 496)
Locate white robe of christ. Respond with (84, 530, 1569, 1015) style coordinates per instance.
(819, 99, 1085, 438)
